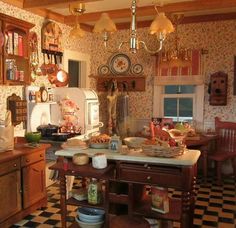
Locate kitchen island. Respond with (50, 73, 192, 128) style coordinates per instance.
(51, 148, 200, 228)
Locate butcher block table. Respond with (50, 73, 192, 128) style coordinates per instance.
(51, 148, 201, 228)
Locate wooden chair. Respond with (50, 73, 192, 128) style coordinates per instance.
(208, 117, 236, 184)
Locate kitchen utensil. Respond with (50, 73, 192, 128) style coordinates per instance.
(51, 132, 69, 141)
(77, 207, 105, 223)
(25, 131, 41, 143)
(36, 124, 59, 137)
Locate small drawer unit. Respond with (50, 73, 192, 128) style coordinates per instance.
(21, 150, 45, 167)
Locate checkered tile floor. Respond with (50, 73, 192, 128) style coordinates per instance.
(11, 174, 236, 228)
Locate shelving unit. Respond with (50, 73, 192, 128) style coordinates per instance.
(50, 156, 198, 228)
(0, 13, 34, 85)
(89, 75, 146, 92)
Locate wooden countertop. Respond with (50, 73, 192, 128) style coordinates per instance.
(0, 141, 51, 163)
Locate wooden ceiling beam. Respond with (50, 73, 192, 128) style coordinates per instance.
(64, 0, 236, 24)
(115, 12, 236, 30)
(22, 0, 101, 9)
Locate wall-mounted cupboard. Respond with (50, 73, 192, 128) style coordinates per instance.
(0, 13, 34, 85)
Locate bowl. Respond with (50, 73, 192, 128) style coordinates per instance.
(123, 137, 147, 149)
(75, 216, 104, 228)
(77, 207, 105, 223)
(25, 132, 41, 143)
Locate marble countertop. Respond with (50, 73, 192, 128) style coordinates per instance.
(55, 148, 201, 166)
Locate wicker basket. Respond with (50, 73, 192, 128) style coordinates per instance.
(142, 145, 186, 158)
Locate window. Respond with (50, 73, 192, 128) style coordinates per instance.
(163, 85, 194, 122)
(153, 84, 204, 126)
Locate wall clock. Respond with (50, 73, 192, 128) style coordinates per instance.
(98, 64, 110, 75)
(40, 87, 48, 102)
(109, 53, 131, 75)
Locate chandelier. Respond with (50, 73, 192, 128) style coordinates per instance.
(93, 0, 174, 54)
(69, 3, 86, 38)
(159, 14, 192, 68)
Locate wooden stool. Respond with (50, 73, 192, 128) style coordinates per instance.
(110, 215, 150, 228)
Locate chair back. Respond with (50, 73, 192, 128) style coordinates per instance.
(215, 117, 236, 153)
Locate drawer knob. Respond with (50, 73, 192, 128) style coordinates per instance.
(13, 163, 17, 167)
(147, 176, 151, 180)
(40, 154, 43, 157)
(144, 164, 148, 168)
(26, 159, 30, 163)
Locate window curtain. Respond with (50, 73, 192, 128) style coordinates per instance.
(155, 49, 204, 85)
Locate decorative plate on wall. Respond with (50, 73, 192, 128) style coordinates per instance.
(131, 63, 143, 75)
(109, 53, 131, 75)
(98, 64, 110, 75)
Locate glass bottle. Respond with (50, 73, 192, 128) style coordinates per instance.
(87, 178, 102, 205)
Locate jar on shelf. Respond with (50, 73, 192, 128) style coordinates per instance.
(87, 178, 102, 205)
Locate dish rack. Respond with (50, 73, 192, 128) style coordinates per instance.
(142, 145, 186, 158)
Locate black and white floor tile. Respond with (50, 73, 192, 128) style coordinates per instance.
(11, 173, 236, 228)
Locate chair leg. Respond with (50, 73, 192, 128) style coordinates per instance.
(232, 158, 236, 180)
(216, 161, 222, 185)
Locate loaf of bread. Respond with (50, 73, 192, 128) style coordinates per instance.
(67, 138, 87, 147)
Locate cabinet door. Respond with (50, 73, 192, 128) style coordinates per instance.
(22, 160, 46, 209)
(0, 170, 21, 222)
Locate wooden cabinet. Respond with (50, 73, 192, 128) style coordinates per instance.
(51, 157, 197, 228)
(0, 158, 21, 223)
(0, 144, 49, 228)
(22, 151, 46, 209)
(0, 13, 34, 85)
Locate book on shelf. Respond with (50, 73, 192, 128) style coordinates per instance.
(13, 32, 19, 55)
(18, 35, 23, 56)
(151, 186, 169, 214)
(7, 31, 13, 54)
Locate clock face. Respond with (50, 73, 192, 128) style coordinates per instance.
(41, 88, 48, 102)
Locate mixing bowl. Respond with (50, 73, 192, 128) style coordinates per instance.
(25, 132, 41, 143)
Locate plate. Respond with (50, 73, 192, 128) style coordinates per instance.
(131, 64, 143, 75)
(61, 143, 88, 150)
(97, 64, 109, 75)
(109, 53, 131, 75)
(90, 143, 109, 149)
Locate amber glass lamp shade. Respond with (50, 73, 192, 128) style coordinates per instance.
(93, 13, 117, 33)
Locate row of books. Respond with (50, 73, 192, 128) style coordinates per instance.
(6, 31, 24, 56)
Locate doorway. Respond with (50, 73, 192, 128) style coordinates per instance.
(63, 50, 90, 88)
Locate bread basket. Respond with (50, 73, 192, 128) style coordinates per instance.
(73, 153, 89, 165)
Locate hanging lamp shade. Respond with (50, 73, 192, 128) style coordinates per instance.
(69, 23, 85, 38)
(93, 13, 117, 33)
(149, 12, 174, 38)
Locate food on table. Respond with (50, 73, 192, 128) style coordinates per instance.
(89, 134, 111, 144)
(67, 138, 87, 147)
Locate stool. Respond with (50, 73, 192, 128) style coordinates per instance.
(110, 215, 150, 228)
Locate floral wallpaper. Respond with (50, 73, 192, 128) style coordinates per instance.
(0, 1, 92, 131)
(0, 0, 235, 134)
(91, 20, 236, 130)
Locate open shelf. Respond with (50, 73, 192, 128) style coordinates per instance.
(89, 74, 146, 92)
(133, 196, 181, 221)
(66, 197, 105, 209)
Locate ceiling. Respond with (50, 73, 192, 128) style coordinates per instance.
(3, 0, 236, 31)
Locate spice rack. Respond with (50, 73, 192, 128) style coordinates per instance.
(7, 93, 27, 126)
(0, 13, 34, 85)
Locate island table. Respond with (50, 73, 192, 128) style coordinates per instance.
(50, 149, 200, 228)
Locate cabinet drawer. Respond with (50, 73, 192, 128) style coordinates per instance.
(0, 158, 20, 176)
(21, 151, 45, 167)
(119, 163, 183, 189)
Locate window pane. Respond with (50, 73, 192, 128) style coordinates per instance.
(165, 85, 194, 94)
(164, 85, 179, 94)
(164, 98, 177, 117)
(180, 85, 194, 94)
(179, 98, 193, 117)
